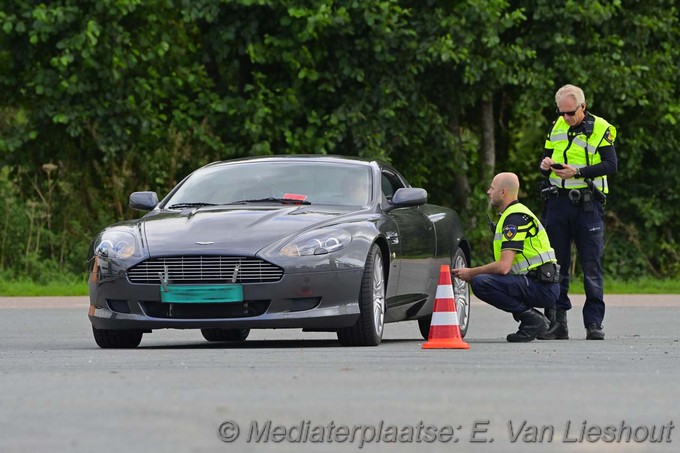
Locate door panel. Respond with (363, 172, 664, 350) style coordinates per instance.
(390, 207, 436, 296)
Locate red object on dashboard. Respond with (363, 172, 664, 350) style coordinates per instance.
(283, 193, 308, 202)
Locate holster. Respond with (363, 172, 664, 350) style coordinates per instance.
(585, 178, 607, 205)
(528, 263, 561, 283)
(580, 188, 594, 212)
(538, 180, 558, 201)
(569, 188, 594, 212)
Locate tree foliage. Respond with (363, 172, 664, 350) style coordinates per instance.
(0, 0, 678, 280)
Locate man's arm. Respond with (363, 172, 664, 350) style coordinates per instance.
(579, 146, 617, 179)
(452, 250, 516, 282)
(551, 144, 618, 180)
(540, 122, 556, 176)
(539, 149, 554, 177)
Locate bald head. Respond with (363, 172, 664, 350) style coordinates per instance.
(494, 172, 519, 196)
(488, 172, 520, 211)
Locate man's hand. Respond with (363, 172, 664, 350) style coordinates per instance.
(542, 157, 579, 179)
(540, 157, 554, 171)
(552, 164, 579, 179)
(452, 267, 474, 282)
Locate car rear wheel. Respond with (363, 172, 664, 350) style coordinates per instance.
(92, 326, 143, 348)
(337, 244, 385, 346)
(418, 246, 471, 339)
(201, 328, 250, 342)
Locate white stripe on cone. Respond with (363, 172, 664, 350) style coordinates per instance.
(435, 284, 455, 300)
(431, 311, 459, 326)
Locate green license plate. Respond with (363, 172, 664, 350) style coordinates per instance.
(160, 284, 244, 303)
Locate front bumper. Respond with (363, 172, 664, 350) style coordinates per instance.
(88, 269, 363, 330)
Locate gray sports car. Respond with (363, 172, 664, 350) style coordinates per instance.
(88, 155, 471, 347)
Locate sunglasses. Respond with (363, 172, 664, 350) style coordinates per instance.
(556, 105, 583, 117)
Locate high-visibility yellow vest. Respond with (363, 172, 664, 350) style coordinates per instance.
(545, 114, 616, 193)
(493, 202, 557, 275)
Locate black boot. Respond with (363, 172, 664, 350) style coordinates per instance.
(544, 306, 556, 324)
(586, 323, 605, 340)
(507, 309, 549, 343)
(537, 308, 569, 340)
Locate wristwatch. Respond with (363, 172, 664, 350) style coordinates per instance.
(574, 168, 582, 178)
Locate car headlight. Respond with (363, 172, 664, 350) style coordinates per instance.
(94, 231, 142, 260)
(280, 228, 352, 256)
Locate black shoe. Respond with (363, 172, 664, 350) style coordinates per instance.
(507, 309, 549, 343)
(544, 306, 556, 323)
(586, 324, 605, 340)
(537, 309, 569, 340)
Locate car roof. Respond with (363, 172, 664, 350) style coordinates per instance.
(202, 154, 387, 169)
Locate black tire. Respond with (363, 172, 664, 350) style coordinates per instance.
(418, 247, 471, 340)
(92, 326, 143, 349)
(337, 244, 385, 346)
(201, 328, 250, 342)
(453, 247, 471, 338)
(418, 315, 431, 340)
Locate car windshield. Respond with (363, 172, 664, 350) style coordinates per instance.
(165, 161, 372, 208)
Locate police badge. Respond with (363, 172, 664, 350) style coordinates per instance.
(604, 129, 614, 144)
(503, 225, 518, 239)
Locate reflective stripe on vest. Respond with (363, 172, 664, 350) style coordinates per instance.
(549, 175, 609, 192)
(572, 136, 598, 154)
(510, 250, 557, 274)
(549, 132, 568, 141)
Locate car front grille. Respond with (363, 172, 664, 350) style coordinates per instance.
(127, 256, 283, 284)
(140, 300, 270, 319)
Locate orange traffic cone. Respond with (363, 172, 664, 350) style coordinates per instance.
(422, 264, 470, 349)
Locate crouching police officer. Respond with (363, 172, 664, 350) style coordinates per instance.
(538, 84, 617, 340)
(453, 172, 559, 342)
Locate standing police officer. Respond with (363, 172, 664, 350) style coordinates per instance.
(453, 172, 559, 342)
(538, 84, 618, 340)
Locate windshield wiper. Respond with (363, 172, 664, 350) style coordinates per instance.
(167, 202, 216, 209)
(234, 197, 311, 205)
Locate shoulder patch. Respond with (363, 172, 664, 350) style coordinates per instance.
(503, 225, 518, 240)
(604, 129, 614, 144)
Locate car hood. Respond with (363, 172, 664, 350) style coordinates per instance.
(140, 205, 351, 256)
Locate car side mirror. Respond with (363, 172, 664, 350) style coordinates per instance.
(387, 188, 428, 209)
(129, 191, 159, 211)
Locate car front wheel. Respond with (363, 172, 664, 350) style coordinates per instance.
(92, 326, 143, 348)
(418, 246, 471, 339)
(337, 244, 385, 346)
(452, 247, 471, 337)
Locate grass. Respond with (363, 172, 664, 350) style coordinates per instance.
(0, 278, 89, 297)
(0, 276, 679, 297)
(569, 277, 680, 294)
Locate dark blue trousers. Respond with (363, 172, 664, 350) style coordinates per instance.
(471, 274, 558, 314)
(543, 195, 605, 327)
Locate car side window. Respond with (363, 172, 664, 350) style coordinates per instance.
(381, 172, 404, 201)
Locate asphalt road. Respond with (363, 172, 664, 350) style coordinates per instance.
(1, 295, 678, 453)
